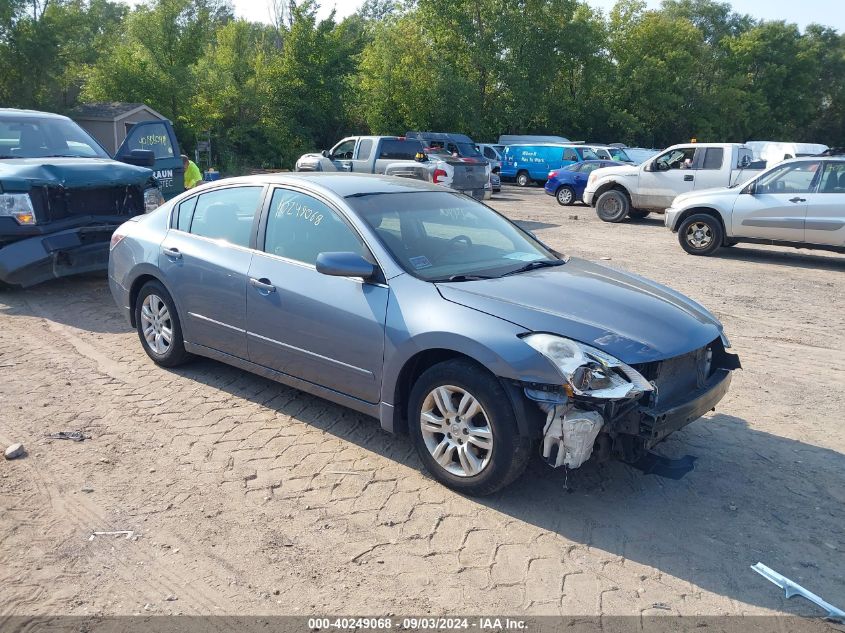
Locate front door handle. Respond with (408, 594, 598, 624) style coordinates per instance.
(789, 197, 806, 203)
(162, 246, 182, 259)
(683, 174, 694, 182)
(249, 277, 276, 293)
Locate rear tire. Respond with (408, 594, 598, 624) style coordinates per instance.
(516, 171, 531, 187)
(595, 189, 630, 222)
(628, 209, 650, 220)
(408, 359, 531, 496)
(555, 185, 575, 206)
(135, 280, 191, 367)
(678, 214, 723, 256)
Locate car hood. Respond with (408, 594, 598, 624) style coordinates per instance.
(436, 258, 723, 363)
(0, 157, 153, 192)
(672, 186, 741, 206)
(593, 165, 638, 180)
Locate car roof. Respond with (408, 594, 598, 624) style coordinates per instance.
(0, 108, 70, 120)
(195, 172, 446, 198)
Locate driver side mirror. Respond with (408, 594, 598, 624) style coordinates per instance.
(316, 252, 376, 280)
(120, 149, 155, 168)
(321, 149, 329, 158)
(741, 181, 756, 195)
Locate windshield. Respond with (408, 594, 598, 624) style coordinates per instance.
(348, 191, 560, 281)
(0, 116, 109, 159)
(608, 148, 631, 162)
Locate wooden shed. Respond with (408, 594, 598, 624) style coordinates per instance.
(70, 102, 169, 155)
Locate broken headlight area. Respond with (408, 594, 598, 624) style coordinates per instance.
(144, 187, 165, 213)
(522, 335, 740, 472)
(521, 333, 653, 400)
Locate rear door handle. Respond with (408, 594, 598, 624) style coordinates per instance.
(683, 174, 694, 182)
(789, 197, 806, 203)
(162, 246, 182, 259)
(249, 277, 276, 293)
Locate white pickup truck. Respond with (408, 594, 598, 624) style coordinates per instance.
(583, 143, 764, 222)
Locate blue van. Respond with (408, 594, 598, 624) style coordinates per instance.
(500, 144, 600, 186)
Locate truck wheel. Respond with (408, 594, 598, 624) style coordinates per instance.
(595, 190, 630, 222)
(679, 214, 723, 256)
(555, 186, 575, 206)
(516, 171, 531, 187)
(628, 209, 650, 220)
(408, 359, 531, 496)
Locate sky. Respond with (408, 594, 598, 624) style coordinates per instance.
(226, 0, 845, 31)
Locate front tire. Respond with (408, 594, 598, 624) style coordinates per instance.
(516, 171, 531, 187)
(135, 280, 191, 367)
(408, 359, 531, 496)
(678, 213, 723, 256)
(556, 185, 575, 206)
(595, 189, 630, 222)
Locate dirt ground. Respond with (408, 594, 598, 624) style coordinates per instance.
(1, 186, 843, 619)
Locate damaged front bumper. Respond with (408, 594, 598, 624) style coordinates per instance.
(525, 339, 740, 470)
(0, 221, 121, 287)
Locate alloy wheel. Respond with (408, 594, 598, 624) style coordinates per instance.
(557, 187, 574, 205)
(419, 385, 493, 477)
(140, 294, 173, 355)
(686, 221, 713, 249)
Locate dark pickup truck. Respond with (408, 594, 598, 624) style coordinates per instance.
(0, 109, 179, 287)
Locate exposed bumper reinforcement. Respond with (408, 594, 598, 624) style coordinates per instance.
(637, 368, 732, 448)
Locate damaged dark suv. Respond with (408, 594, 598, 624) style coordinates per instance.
(0, 108, 165, 287)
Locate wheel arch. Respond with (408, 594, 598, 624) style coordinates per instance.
(675, 206, 728, 239)
(388, 348, 544, 439)
(593, 181, 631, 205)
(127, 270, 175, 328)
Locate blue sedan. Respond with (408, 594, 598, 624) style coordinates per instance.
(545, 160, 625, 205)
(109, 173, 739, 495)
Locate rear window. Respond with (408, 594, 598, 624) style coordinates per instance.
(701, 148, 724, 170)
(379, 139, 423, 160)
(357, 139, 373, 161)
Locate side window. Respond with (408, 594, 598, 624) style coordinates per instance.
(483, 147, 496, 160)
(331, 139, 355, 160)
(581, 163, 599, 174)
(756, 162, 821, 195)
(563, 148, 579, 162)
(264, 188, 365, 265)
(123, 122, 174, 159)
(189, 186, 263, 247)
(175, 196, 198, 231)
(699, 148, 724, 170)
(356, 139, 373, 161)
(656, 147, 696, 170)
(819, 162, 845, 193)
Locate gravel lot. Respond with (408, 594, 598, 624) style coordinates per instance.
(1, 185, 843, 618)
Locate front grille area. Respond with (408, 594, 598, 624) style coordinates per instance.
(32, 185, 144, 222)
(633, 340, 715, 407)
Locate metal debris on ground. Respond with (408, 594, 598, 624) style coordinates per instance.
(751, 562, 845, 622)
(45, 430, 90, 442)
(4, 443, 25, 460)
(629, 451, 697, 479)
(89, 530, 135, 541)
